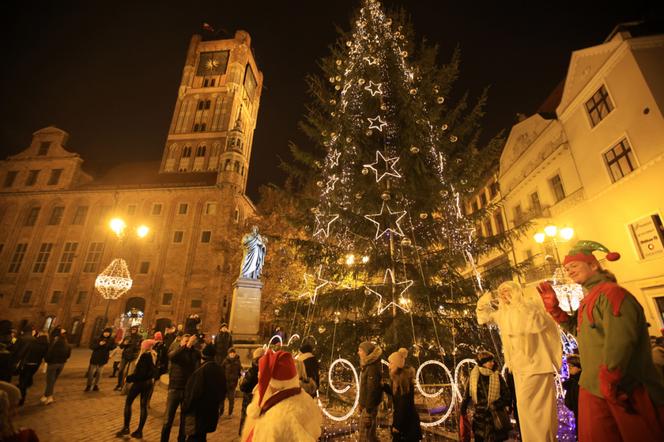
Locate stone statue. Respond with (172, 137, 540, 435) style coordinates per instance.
(240, 226, 267, 279)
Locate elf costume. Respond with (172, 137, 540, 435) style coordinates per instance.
(538, 240, 664, 442)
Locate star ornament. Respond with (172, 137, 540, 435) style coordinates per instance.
(363, 56, 379, 65)
(367, 115, 387, 132)
(364, 268, 414, 315)
(364, 81, 383, 96)
(364, 201, 406, 239)
(328, 149, 341, 168)
(364, 150, 401, 182)
(324, 175, 339, 193)
(313, 212, 339, 238)
(300, 266, 331, 305)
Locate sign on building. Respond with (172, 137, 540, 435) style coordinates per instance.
(629, 214, 664, 260)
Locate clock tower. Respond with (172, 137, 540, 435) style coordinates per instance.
(160, 31, 262, 194)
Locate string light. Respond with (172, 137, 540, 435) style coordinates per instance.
(317, 358, 360, 421)
(367, 115, 387, 131)
(453, 358, 477, 400)
(364, 201, 406, 239)
(363, 150, 401, 182)
(363, 268, 413, 315)
(415, 360, 456, 426)
(95, 258, 132, 300)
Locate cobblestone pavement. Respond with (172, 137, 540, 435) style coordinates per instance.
(14, 349, 242, 442)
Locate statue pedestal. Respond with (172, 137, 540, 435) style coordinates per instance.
(228, 277, 263, 342)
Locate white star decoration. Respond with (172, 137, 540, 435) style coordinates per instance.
(313, 212, 339, 238)
(364, 269, 413, 315)
(363, 150, 401, 182)
(300, 266, 331, 305)
(329, 149, 341, 168)
(364, 201, 406, 239)
(363, 56, 379, 65)
(325, 175, 339, 193)
(364, 81, 383, 96)
(367, 115, 387, 132)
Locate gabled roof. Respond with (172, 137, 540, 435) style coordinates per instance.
(77, 161, 218, 190)
(536, 80, 564, 119)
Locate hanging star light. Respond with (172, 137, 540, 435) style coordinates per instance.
(367, 115, 387, 132)
(364, 201, 406, 239)
(364, 268, 413, 315)
(363, 150, 401, 182)
(329, 149, 341, 168)
(324, 175, 339, 193)
(313, 212, 339, 238)
(300, 265, 331, 304)
(95, 258, 133, 300)
(363, 56, 379, 65)
(364, 81, 383, 96)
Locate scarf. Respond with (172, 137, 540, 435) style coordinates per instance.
(469, 366, 500, 405)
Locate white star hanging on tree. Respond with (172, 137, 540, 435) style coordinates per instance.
(364, 268, 413, 315)
(367, 115, 387, 132)
(313, 212, 339, 238)
(363, 56, 379, 65)
(364, 201, 406, 239)
(364, 81, 383, 96)
(363, 150, 401, 182)
(328, 149, 341, 168)
(325, 175, 339, 193)
(300, 266, 331, 305)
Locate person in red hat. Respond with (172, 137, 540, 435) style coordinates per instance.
(240, 349, 321, 442)
(538, 240, 664, 441)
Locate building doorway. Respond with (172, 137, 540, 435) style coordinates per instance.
(69, 316, 83, 346)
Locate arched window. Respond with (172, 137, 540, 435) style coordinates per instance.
(225, 159, 231, 170)
(182, 146, 191, 158)
(197, 100, 204, 110)
(234, 161, 240, 172)
(196, 146, 206, 157)
(205, 100, 211, 110)
(200, 123, 206, 131)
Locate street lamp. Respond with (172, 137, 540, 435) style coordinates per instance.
(95, 217, 150, 326)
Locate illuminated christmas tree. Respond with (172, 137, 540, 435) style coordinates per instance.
(271, 0, 522, 430)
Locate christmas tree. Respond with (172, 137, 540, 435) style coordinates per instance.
(267, 0, 523, 431)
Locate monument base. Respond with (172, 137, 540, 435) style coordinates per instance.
(228, 277, 263, 343)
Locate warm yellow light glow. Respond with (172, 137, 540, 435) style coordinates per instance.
(544, 225, 558, 237)
(361, 256, 369, 264)
(136, 225, 150, 238)
(534, 232, 546, 244)
(560, 227, 574, 241)
(109, 218, 126, 236)
(345, 254, 355, 266)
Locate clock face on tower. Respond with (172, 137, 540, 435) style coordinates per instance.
(197, 50, 229, 76)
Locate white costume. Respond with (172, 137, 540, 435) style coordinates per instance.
(476, 281, 562, 442)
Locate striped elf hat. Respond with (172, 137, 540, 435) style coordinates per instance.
(563, 240, 621, 265)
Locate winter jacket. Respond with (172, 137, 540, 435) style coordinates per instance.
(168, 345, 200, 390)
(296, 352, 320, 389)
(184, 316, 201, 334)
(383, 368, 422, 441)
(10, 333, 35, 366)
(44, 337, 71, 364)
(126, 351, 158, 383)
(459, 367, 511, 442)
(120, 332, 142, 361)
(183, 360, 227, 434)
(240, 360, 259, 394)
(21, 335, 49, 366)
(359, 346, 383, 411)
(163, 332, 177, 356)
(214, 331, 233, 363)
(0, 344, 11, 382)
(222, 354, 242, 389)
(89, 334, 116, 365)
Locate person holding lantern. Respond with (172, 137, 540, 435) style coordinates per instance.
(538, 240, 664, 441)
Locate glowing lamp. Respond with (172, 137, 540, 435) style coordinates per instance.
(109, 218, 126, 236)
(136, 225, 150, 238)
(345, 254, 355, 266)
(361, 255, 370, 264)
(534, 232, 546, 244)
(544, 225, 558, 237)
(560, 227, 574, 241)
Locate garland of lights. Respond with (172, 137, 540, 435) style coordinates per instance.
(415, 360, 456, 426)
(317, 358, 360, 422)
(264, 334, 283, 348)
(94, 258, 132, 300)
(453, 358, 477, 401)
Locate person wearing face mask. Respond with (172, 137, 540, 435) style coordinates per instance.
(538, 240, 664, 442)
(476, 281, 562, 441)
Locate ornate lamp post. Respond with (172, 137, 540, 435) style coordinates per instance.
(534, 225, 583, 313)
(94, 217, 150, 326)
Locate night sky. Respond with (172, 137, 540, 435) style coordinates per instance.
(0, 0, 658, 201)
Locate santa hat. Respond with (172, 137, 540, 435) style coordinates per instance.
(563, 240, 620, 266)
(257, 350, 299, 407)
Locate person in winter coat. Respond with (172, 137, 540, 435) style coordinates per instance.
(86, 327, 116, 392)
(161, 327, 177, 372)
(476, 281, 561, 441)
(296, 344, 319, 397)
(459, 351, 511, 442)
(562, 354, 581, 437)
(383, 351, 422, 441)
(116, 339, 158, 439)
(16, 330, 48, 405)
(539, 240, 664, 441)
(9, 324, 35, 372)
(214, 324, 233, 365)
(41, 327, 71, 405)
(220, 347, 242, 416)
(0, 383, 39, 442)
(161, 334, 200, 442)
(183, 344, 226, 441)
(240, 350, 322, 442)
(153, 332, 169, 377)
(239, 347, 265, 436)
(115, 325, 142, 391)
(184, 315, 201, 335)
(358, 341, 383, 442)
(0, 343, 12, 383)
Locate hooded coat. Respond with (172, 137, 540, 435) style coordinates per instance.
(296, 352, 320, 389)
(476, 282, 562, 374)
(183, 359, 227, 435)
(89, 329, 116, 365)
(384, 367, 422, 441)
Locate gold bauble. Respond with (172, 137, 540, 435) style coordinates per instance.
(410, 146, 419, 154)
(361, 167, 369, 175)
(437, 96, 445, 104)
(419, 212, 428, 219)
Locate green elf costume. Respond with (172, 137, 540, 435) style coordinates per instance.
(537, 240, 664, 442)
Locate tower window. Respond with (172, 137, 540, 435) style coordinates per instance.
(191, 299, 202, 309)
(585, 85, 614, 127)
(50, 291, 62, 304)
(3, 171, 17, 188)
(48, 169, 63, 185)
(21, 291, 32, 304)
(76, 291, 87, 304)
(204, 202, 217, 215)
(25, 170, 40, 186)
(38, 141, 51, 156)
(151, 204, 163, 216)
